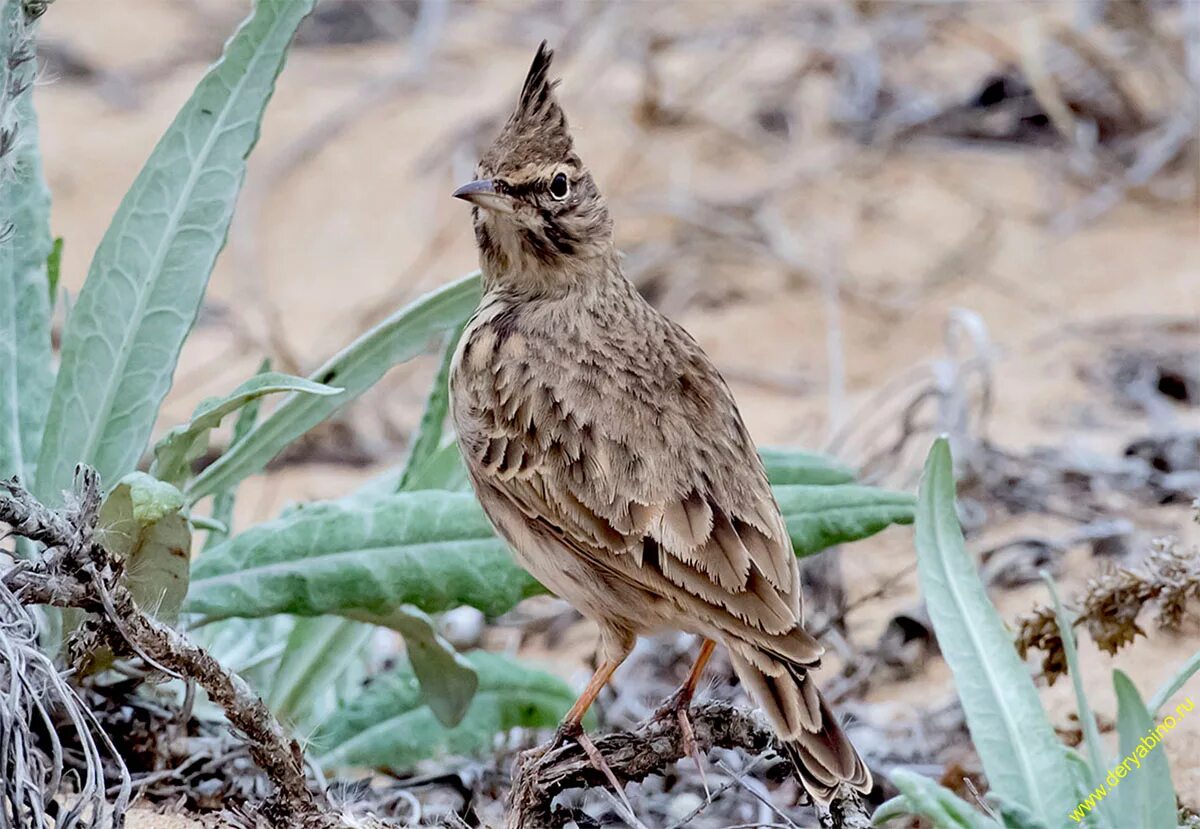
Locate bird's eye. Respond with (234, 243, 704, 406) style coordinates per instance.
(549, 172, 570, 200)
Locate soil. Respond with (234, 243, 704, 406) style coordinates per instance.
(34, 0, 1200, 824)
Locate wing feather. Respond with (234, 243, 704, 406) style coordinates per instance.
(452, 298, 817, 662)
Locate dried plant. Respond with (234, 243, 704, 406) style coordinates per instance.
(0, 575, 129, 829)
(1016, 513, 1200, 684)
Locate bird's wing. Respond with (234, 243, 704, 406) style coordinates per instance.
(456, 312, 821, 664)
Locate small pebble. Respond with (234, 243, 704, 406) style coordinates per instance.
(439, 607, 485, 649)
(667, 791, 704, 822)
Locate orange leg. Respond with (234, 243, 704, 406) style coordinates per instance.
(545, 656, 625, 752)
(656, 638, 717, 795)
(670, 638, 716, 710)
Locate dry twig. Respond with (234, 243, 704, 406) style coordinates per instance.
(0, 469, 345, 829)
(506, 700, 871, 829)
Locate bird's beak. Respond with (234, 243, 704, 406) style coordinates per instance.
(452, 179, 515, 214)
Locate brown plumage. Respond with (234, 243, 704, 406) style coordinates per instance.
(450, 42, 871, 804)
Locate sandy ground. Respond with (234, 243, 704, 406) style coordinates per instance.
(30, 0, 1200, 822)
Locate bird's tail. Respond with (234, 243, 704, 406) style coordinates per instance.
(727, 644, 872, 804)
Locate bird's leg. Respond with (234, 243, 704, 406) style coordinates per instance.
(657, 638, 716, 715)
(654, 638, 716, 796)
(520, 656, 624, 767)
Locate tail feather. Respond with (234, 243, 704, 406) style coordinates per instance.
(728, 645, 872, 804)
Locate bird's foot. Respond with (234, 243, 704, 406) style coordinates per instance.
(516, 721, 636, 817)
(517, 718, 583, 769)
(652, 691, 711, 799)
(575, 730, 636, 818)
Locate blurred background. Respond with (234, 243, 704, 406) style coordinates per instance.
(35, 0, 1200, 824)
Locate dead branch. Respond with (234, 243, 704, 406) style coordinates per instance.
(0, 470, 342, 829)
(506, 699, 871, 829)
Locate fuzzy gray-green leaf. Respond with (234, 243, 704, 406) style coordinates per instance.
(35, 0, 317, 505)
(774, 484, 913, 556)
(0, 0, 53, 488)
(871, 769, 1000, 828)
(760, 447, 856, 486)
(1043, 575, 1115, 829)
(151, 371, 339, 488)
(266, 616, 374, 729)
(187, 482, 912, 623)
(345, 606, 478, 728)
(187, 273, 482, 503)
(1112, 670, 1177, 829)
(186, 491, 541, 621)
(312, 651, 575, 769)
(97, 472, 191, 625)
(397, 323, 464, 491)
(914, 438, 1074, 824)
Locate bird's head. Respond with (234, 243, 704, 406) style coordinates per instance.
(454, 42, 613, 290)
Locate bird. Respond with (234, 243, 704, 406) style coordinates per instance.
(449, 41, 871, 805)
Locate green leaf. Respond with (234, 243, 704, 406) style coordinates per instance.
(151, 371, 339, 488)
(871, 769, 1000, 828)
(186, 491, 540, 621)
(399, 441, 470, 492)
(760, 447, 856, 486)
(312, 651, 575, 769)
(1147, 648, 1200, 718)
(35, 0, 317, 506)
(187, 481, 913, 624)
(914, 438, 1074, 824)
(96, 472, 191, 625)
(345, 606, 478, 729)
(195, 614, 291, 692)
(45, 236, 62, 304)
(1042, 575, 1116, 829)
(989, 798, 1050, 829)
(187, 272, 482, 503)
(774, 484, 914, 556)
(1111, 670, 1177, 829)
(397, 323, 464, 491)
(0, 0, 54, 488)
(202, 358, 271, 551)
(265, 616, 374, 729)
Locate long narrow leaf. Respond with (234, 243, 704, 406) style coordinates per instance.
(1112, 670, 1177, 829)
(202, 359, 271, 551)
(399, 442, 470, 492)
(915, 438, 1074, 823)
(397, 323, 464, 491)
(151, 371, 339, 488)
(266, 617, 374, 729)
(1043, 575, 1116, 829)
(187, 273, 482, 502)
(871, 769, 1000, 829)
(0, 0, 53, 487)
(36, 0, 317, 504)
(1148, 648, 1200, 718)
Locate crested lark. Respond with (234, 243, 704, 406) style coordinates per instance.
(450, 43, 871, 803)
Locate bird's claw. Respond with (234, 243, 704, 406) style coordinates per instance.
(652, 692, 711, 799)
(519, 719, 584, 769)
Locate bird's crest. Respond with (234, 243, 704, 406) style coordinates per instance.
(485, 41, 573, 171)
